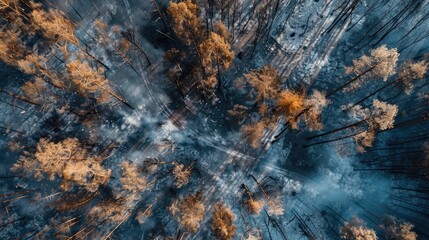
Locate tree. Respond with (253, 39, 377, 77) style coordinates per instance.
(62, 158, 111, 192)
(88, 199, 129, 224)
(340, 217, 378, 240)
(198, 31, 234, 96)
(120, 161, 147, 192)
(0, 0, 20, 13)
(329, 45, 399, 95)
(350, 100, 397, 152)
(244, 197, 264, 215)
(30, 7, 79, 45)
(12, 138, 111, 192)
(266, 194, 284, 216)
(244, 65, 281, 103)
(214, 21, 230, 42)
(381, 216, 417, 240)
(398, 60, 428, 94)
(199, 75, 219, 101)
(242, 183, 265, 215)
(276, 90, 305, 129)
(30, 2, 109, 69)
(211, 202, 236, 240)
(0, 2, 133, 110)
(66, 59, 132, 108)
(346, 45, 399, 80)
(353, 130, 376, 153)
(228, 104, 249, 122)
(199, 32, 234, 73)
(0, 29, 27, 66)
(17, 52, 65, 88)
(66, 60, 110, 102)
(20, 77, 56, 111)
(370, 99, 398, 130)
(303, 90, 330, 131)
(350, 60, 428, 107)
(241, 121, 266, 148)
(172, 161, 192, 188)
(168, 192, 206, 233)
(136, 205, 153, 225)
(168, 0, 204, 46)
(306, 99, 397, 151)
(167, 1, 234, 103)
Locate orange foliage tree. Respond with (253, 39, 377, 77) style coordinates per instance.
(381, 216, 417, 240)
(168, 192, 206, 233)
(340, 217, 377, 240)
(276, 90, 306, 129)
(244, 65, 281, 104)
(168, 0, 204, 46)
(12, 138, 111, 192)
(211, 202, 236, 240)
(351, 99, 398, 152)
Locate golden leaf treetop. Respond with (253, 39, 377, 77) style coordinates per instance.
(66, 60, 112, 103)
(211, 203, 236, 240)
(340, 217, 378, 240)
(398, 60, 428, 94)
(345, 45, 399, 91)
(240, 121, 266, 148)
(350, 99, 398, 152)
(172, 161, 192, 188)
(381, 216, 417, 240)
(169, 192, 206, 233)
(31, 7, 79, 45)
(120, 161, 147, 192)
(345, 45, 399, 80)
(199, 32, 234, 71)
(12, 138, 111, 192)
(167, 0, 203, 45)
(244, 65, 281, 102)
(371, 99, 398, 130)
(276, 90, 305, 128)
(303, 90, 330, 131)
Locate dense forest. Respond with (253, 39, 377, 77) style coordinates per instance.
(1, 0, 429, 239)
